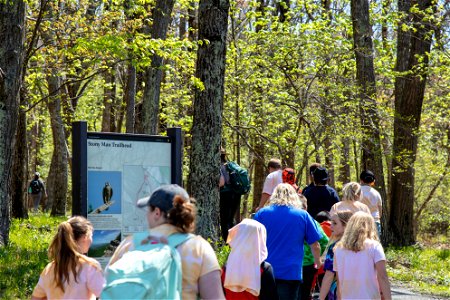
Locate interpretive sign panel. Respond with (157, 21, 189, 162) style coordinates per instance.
(72, 122, 182, 266)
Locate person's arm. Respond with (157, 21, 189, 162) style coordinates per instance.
(336, 272, 341, 300)
(319, 270, 334, 300)
(219, 174, 225, 188)
(376, 260, 391, 300)
(31, 296, 46, 300)
(256, 193, 270, 212)
(198, 270, 225, 300)
(309, 241, 322, 269)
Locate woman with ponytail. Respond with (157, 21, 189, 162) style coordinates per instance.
(107, 184, 224, 300)
(31, 216, 105, 299)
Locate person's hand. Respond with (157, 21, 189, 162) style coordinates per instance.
(314, 259, 323, 270)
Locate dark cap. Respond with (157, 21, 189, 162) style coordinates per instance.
(360, 170, 375, 183)
(136, 184, 189, 212)
(313, 167, 328, 181)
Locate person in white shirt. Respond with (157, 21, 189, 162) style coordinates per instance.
(359, 170, 383, 237)
(255, 158, 282, 212)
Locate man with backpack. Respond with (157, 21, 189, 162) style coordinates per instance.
(219, 148, 250, 241)
(28, 172, 47, 212)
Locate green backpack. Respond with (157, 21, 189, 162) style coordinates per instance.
(225, 161, 251, 195)
(101, 232, 192, 299)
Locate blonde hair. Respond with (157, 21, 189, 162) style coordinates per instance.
(336, 211, 379, 252)
(342, 182, 362, 202)
(48, 216, 94, 292)
(269, 183, 303, 209)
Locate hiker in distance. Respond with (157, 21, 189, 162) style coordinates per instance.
(28, 172, 48, 212)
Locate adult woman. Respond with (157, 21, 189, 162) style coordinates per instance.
(330, 182, 371, 215)
(107, 184, 224, 300)
(254, 183, 322, 300)
(31, 216, 104, 299)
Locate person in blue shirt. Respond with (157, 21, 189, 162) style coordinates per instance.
(254, 183, 322, 300)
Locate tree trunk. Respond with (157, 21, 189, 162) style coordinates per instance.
(0, 0, 25, 245)
(338, 137, 351, 184)
(189, 0, 229, 242)
(386, 0, 434, 246)
(46, 75, 69, 216)
(102, 69, 115, 132)
(350, 0, 388, 226)
(11, 107, 28, 219)
(141, 0, 176, 134)
(124, 63, 137, 133)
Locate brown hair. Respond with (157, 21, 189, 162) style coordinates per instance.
(167, 195, 196, 233)
(48, 216, 93, 292)
(267, 158, 282, 169)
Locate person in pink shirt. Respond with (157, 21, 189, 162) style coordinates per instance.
(32, 216, 105, 300)
(333, 211, 391, 300)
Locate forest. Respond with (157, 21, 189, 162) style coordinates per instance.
(0, 0, 449, 248)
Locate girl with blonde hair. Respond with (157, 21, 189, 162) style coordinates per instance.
(333, 211, 391, 299)
(319, 210, 354, 300)
(31, 216, 104, 299)
(330, 182, 371, 215)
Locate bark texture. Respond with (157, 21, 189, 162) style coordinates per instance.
(0, 0, 25, 245)
(141, 0, 176, 134)
(351, 0, 388, 231)
(189, 0, 230, 241)
(386, 0, 434, 246)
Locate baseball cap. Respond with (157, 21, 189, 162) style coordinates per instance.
(313, 167, 328, 181)
(136, 184, 189, 212)
(34, 172, 40, 177)
(360, 170, 375, 183)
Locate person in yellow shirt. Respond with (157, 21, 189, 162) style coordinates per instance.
(107, 184, 225, 300)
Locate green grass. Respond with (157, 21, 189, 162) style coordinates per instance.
(0, 214, 66, 299)
(385, 243, 450, 298)
(1, 215, 449, 298)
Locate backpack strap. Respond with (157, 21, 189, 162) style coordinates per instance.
(167, 233, 194, 248)
(133, 232, 193, 250)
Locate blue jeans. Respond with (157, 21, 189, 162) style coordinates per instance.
(276, 279, 302, 300)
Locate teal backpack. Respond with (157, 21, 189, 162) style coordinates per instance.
(225, 161, 251, 195)
(101, 232, 192, 299)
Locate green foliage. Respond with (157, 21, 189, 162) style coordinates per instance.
(385, 243, 450, 297)
(0, 214, 66, 299)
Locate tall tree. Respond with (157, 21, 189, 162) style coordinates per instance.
(141, 0, 176, 134)
(189, 0, 230, 241)
(350, 0, 388, 224)
(386, 0, 435, 246)
(0, 0, 26, 245)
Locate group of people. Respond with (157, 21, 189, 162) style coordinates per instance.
(31, 158, 390, 300)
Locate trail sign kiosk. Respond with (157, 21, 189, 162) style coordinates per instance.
(72, 121, 182, 265)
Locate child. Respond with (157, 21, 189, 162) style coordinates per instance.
(315, 211, 332, 238)
(334, 211, 391, 300)
(222, 218, 278, 300)
(31, 216, 104, 300)
(319, 210, 354, 300)
(299, 197, 329, 300)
